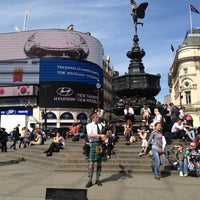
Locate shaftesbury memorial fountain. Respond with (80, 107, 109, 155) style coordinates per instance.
(112, 0, 161, 116)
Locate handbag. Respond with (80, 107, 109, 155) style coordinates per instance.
(153, 146, 164, 154)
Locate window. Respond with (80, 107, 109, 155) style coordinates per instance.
(185, 91, 191, 104)
(184, 81, 190, 87)
(183, 68, 188, 75)
(77, 112, 87, 123)
(46, 112, 57, 119)
(60, 112, 74, 120)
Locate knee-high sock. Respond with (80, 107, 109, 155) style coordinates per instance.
(96, 166, 102, 181)
(88, 167, 94, 182)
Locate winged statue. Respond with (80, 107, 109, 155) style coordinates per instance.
(130, 0, 148, 25)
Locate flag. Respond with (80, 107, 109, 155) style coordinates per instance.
(190, 4, 200, 14)
(171, 44, 174, 52)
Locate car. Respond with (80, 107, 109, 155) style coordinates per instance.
(47, 127, 70, 139)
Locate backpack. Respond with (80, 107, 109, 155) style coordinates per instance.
(188, 161, 198, 177)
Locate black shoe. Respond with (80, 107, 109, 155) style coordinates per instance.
(44, 150, 48, 153)
(96, 180, 102, 186)
(85, 181, 92, 188)
(46, 152, 52, 157)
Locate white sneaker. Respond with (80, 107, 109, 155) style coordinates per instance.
(184, 173, 188, 177)
(179, 171, 183, 176)
(138, 152, 145, 157)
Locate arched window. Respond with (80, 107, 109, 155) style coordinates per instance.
(46, 112, 57, 119)
(77, 112, 88, 123)
(60, 112, 74, 120)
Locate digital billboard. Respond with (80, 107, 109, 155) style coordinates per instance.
(39, 82, 103, 109)
(0, 29, 103, 67)
(0, 85, 38, 97)
(0, 59, 39, 85)
(40, 59, 103, 85)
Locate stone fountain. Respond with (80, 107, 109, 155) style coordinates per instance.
(111, 1, 161, 116)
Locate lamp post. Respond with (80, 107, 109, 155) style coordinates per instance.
(24, 98, 35, 128)
(96, 80, 101, 109)
(42, 84, 50, 135)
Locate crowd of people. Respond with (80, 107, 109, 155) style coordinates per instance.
(0, 102, 200, 187)
(123, 102, 200, 180)
(0, 124, 46, 152)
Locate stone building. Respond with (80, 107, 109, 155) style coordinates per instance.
(168, 28, 200, 126)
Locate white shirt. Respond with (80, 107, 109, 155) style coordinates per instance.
(86, 121, 102, 142)
(124, 107, 134, 115)
(171, 122, 187, 133)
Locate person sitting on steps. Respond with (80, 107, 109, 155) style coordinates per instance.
(123, 119, 135, 145)
(44, 131, 65, 157)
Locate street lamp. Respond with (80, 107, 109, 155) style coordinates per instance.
(24, 98, 36, 128)
(42, 84, 50, 135)
(96, 80, 101, 109)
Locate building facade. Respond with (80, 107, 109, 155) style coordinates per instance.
(168, 28, 200, 126)
(0, 29, 113, 132)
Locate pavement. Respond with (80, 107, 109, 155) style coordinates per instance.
(0, 154, 200, 200)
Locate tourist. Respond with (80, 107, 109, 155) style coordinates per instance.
(124, 104, 135, 124)
(185, 142, 200, 176)
(151, 108, 162, 128)
(144, 122, 166, 180)
(168, 144, 188, 176)
(166, 118, 188, 141)
(140, 104, 151, 125)
(194, 127, 200, 149)
(28, 129, 43, 147)
(123, 119, 135, 145)
(0, 128, 8, 152)
(44, 131, 65, 156)
(137, 120, 149, 156)
(9, 127, 19, 150)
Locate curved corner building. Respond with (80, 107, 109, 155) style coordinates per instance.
(0, 29, 104, 132)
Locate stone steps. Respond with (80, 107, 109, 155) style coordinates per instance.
(2, 136, 188, 174)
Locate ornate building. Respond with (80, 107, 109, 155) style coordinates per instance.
(168, 28, 200, 126)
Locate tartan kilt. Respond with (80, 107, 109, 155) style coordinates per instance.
(88, 141, 107, 162)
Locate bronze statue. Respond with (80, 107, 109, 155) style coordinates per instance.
(130, 0, 148, 34)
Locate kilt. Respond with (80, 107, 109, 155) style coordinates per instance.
(88, 141, 107, 162)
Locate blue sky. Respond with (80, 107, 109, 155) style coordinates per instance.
(0, 0, 200, 103)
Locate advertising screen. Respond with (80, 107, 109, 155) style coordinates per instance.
(39, 82, 103, 109)
(40, 59, 103, 85)
(0, 59, 39, 85)
(0, 85, 37, 97)
(0, 29, 103, 67)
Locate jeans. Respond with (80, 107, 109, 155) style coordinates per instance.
(187, 130, 195, 141)
(179, 159, 188, 174)
(169, 158, 188, 174)
(151, 147, 164, 176)
(10, 139, 17, 149)
(165, 132, 177, 139)
(197, 168, 200, 176)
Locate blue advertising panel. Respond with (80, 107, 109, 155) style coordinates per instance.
(40, 59, 103, 86)
(1, 108, 33, 116)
